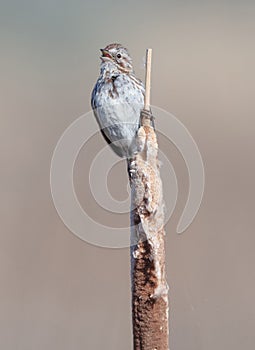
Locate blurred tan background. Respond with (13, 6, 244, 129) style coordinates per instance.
(1, 0, 255, 349)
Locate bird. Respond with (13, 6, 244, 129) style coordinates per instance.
(91, 43, 145, 158)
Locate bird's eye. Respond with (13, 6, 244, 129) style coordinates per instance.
(116, 53, 122, 59)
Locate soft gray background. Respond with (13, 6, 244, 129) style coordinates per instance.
(1, 0, 255, 349)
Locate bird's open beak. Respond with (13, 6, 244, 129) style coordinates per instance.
(100, 49, 112, 59)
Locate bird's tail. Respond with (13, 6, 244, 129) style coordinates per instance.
(126, 157, 134, 184)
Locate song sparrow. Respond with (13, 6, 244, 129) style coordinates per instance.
(91, 43, 145, 158)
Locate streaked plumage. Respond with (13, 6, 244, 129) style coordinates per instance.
(91, 43, 145, 158)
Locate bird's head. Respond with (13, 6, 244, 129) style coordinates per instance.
(100, 43, 133, 73)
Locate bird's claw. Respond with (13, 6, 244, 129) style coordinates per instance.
(140, 108, 155, 129)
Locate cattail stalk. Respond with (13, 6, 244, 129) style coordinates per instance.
(130, 49, 169, 350)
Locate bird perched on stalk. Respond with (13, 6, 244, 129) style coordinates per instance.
(91, 43, 146, 158)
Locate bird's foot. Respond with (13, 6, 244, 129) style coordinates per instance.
(140, 108, 155, 129)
